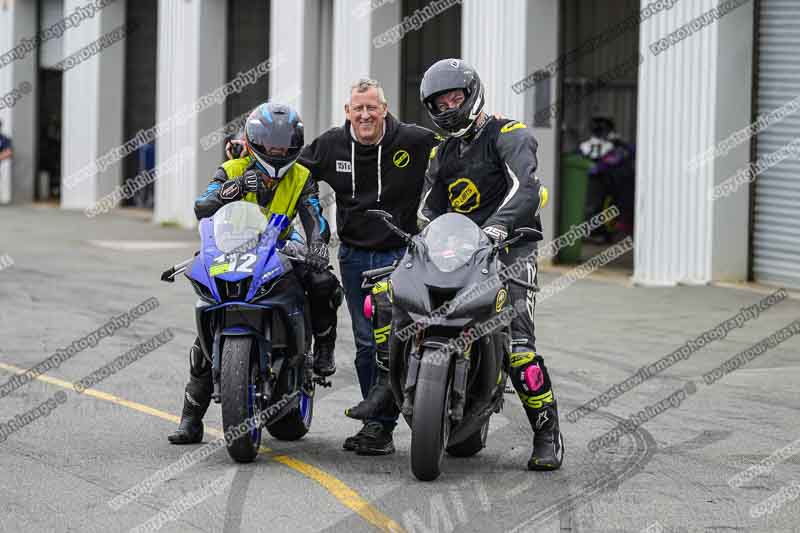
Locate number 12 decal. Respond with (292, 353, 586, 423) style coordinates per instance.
(212, 253, 257, 274)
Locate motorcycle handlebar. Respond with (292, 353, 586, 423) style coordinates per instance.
(361, 264, 396, 281)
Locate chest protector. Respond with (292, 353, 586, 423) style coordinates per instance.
(435, 120, 509, 227)
(221, 156, 310, 240)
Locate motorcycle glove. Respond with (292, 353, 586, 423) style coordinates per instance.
(306, 242, 330, 272)
(483, 224, 509, 243)
(239, 169, 264, 194)
(219, 169, 264, 202)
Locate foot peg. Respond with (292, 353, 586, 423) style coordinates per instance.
(313, 376, 332, 388)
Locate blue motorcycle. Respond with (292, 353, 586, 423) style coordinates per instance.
(162, 201, 324, 462)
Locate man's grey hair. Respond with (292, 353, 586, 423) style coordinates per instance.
(350, 78, 387, 104)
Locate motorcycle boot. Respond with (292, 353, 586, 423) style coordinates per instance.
(346, 282, 395, 420)
(168, 338, 213, 444)
(527, 401, 564, 471)
(509, 350, 564, 470)
(310, 269, 342, 377)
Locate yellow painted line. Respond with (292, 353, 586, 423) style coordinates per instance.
(273, 455, 404, 532)
(0, 362, 404, 532)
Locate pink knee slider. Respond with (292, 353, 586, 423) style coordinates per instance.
(524, 364, 544, 392)
(363, 294, 373, 320)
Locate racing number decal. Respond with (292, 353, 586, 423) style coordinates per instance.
(448, 178, 481, 213)
(237, 254, 257, 273)
(210, 253, 257, 276)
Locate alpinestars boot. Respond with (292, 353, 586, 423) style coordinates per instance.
(527, 402, 564, 471)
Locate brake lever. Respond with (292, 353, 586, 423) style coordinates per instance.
(506, 277, 540, 292)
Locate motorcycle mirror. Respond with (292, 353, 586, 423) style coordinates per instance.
(160, 267, 176, 283)
(366, 209, 393, 220)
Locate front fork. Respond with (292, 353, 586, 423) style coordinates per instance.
(210, 328, 274, 403)
(401, 338, 470, 422)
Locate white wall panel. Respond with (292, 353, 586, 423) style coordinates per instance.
(61, 0, 126, 209)
(463, 0, 557, 247)
(154, 0, 226, 227)
(461, 0, 526, 121)
(331, 0, 372, 127)
(523, 0, 559, 248)
(635, 0, 717, 286)
(635, 0, 753, 285)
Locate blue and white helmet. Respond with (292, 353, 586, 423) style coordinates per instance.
(245, 102, 304, 179)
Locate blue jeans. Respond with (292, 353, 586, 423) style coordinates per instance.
(338, 242, 405, 429)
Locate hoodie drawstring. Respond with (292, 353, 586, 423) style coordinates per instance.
(377, 144, 382, 203)
(350, 139, 383, 203)
(350, 141, 355, 199)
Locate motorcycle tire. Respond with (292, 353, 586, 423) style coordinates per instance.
(446, 418, 489, 457)
(221, 336, 262, 463)
(267, 362, 314, 441)
(410, 351, 452, 481)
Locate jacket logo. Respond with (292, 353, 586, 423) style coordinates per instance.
(336, 160, 352, 173)
(500, 121, 527, 133)
(393, 149, 410, 168)
(448, 177, 481, 214)
(495, 288, 508, 312)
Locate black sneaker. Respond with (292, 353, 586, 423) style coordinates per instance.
(355, 421, 395, 456)
(343, 423, 369, 451)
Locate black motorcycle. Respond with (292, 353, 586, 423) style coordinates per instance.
(362, 210, 538, 481)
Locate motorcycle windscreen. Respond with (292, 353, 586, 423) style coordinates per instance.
(213, 201, 268, 253)
(422, 213, 489, 272)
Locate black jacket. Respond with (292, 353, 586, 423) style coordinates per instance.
(300, 113, 441, 250)
(418, 117, 544, 241)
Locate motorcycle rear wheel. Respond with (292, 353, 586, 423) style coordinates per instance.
(267, 362, 314, 441)
(446, 418, 489, 457)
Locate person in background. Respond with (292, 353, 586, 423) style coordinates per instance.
(300, 78, 441, 455)
(0, 120, 12, 163)
(225, 129, 246, 161)
(579, 115, 635, 241)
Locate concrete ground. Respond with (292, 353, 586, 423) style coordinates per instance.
(1, 205, 799, 533)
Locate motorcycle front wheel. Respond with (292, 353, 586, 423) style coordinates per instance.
(221, 336, 262, 463)
(410, 349, 452, 481)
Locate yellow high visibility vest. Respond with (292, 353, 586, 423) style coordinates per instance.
(221, 156, 310, 240)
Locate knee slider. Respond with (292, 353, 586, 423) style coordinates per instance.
(510, 353, 553, 408)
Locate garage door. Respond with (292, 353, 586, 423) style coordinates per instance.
(752, 0, 800, 288)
